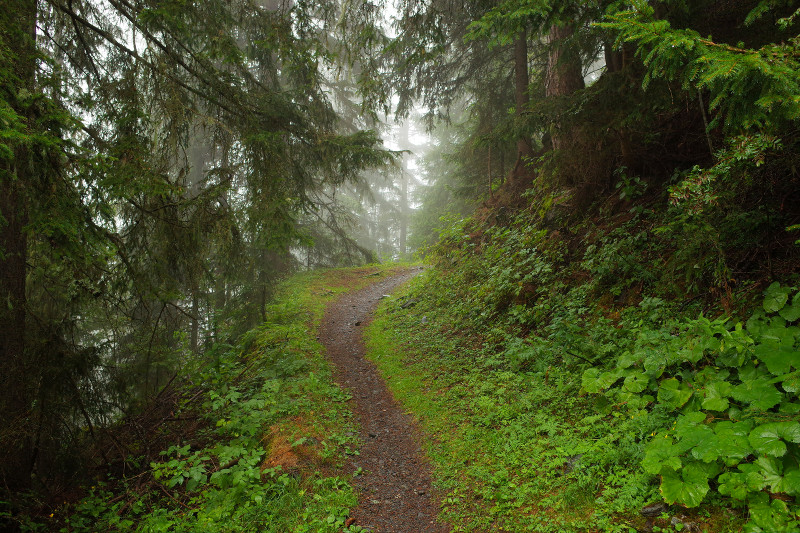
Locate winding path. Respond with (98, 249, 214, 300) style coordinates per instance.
(319, 269, 449, 533)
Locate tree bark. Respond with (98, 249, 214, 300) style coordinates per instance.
(513, 29, 533, 168)
(487, 145, 493, 197)
(545, 24, 584, 151)
(546, 24, 584, 97)
(604, 42, 624, 74)
(0, 0, 37, 492)
(397, 122, 410, 258)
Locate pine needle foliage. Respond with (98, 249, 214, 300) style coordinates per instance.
(0, 0, 396, 505)
(602, 1, 800, 132)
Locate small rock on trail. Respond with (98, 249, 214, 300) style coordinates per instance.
(318, 269, 450, 533)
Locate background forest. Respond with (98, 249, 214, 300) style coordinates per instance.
(1, 0, 799, 531)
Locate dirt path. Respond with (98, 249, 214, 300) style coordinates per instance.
(319, 269, 449, 533)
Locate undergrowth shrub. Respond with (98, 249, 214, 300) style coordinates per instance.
(398, 207, 798, 530)
(50, 274, 364, 533)
(584, 282, 800, 532)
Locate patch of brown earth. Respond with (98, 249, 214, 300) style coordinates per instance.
(318, 268, 450, 533)
(262, 417, 324, 476)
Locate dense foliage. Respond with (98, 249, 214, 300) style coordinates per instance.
(12, 267, 401, 532)
(369, 204, 798, 531)
(363, 2, 800, 530)
(3, 0, 799, 530)
(0, 0, 393, 517)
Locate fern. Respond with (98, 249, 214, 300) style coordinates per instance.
(600, 3, 800, 132)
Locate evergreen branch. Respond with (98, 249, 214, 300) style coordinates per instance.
(104, 0, 253, 111)
(47, 0, 245, 118)
(109, 0, 281, 103)
(602, 10, 800, 130)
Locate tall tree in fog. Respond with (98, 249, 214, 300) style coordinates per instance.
(0, 0, 390, 490)
(1, 0, 39, 492)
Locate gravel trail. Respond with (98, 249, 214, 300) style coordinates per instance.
(318, 268, 449, 533)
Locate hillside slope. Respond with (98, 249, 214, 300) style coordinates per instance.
(17, 266, 414, 532)
(366, 197, 800, 532)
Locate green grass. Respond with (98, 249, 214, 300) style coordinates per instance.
(366, 279, 602, 532)
(40, 263, 409, 533)
(365, 267, 750, 533)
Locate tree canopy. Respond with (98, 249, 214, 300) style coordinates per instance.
(0, 0, 392, 495)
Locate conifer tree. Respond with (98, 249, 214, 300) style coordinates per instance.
(0, 0, 392, 493)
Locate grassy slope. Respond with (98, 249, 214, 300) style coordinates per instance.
(368, 276, 654, 533)
(43, 264, 407, 533)
(365, 206, 800, 533)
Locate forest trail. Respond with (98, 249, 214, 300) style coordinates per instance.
(319, 268, 450, 533)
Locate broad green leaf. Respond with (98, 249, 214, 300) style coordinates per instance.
(748, 422, 800, 457)
(674, 412, 713, 452)
(754, 342, 796, 376)
(738, 364, 764, 382)
(770, 315, 788, 330)
(690, 458, 722, 479)
(778, 292, 800, 322)
(643, 435, 683, 474)
(690, 429, 720, 462)
(644, 349, 667, 377)
(718, 471, 762, 500)
(582, 368, 601, 393)
(623, 371, 650, 393)
(747, 491, 792, 532)
(753, 457, 800, 496)
(716, 347, 747, 368)
(582, 368, 622, 393)
(731, 378, 782, 411)
(696, 366, 731, 384)
(738, 462, 769, 492)
(677, 336, 713, 364)
(717, 473, 746, 500)
(756, 456, 785, 492)
(714, 421, 753, 465)
(759, 323, 795, 345)
(617, 390, 651, 409)
(780, 371, 800, 393)
(782, 469, 800, 496)
(747, 311, 767, 337)
(617, 350, 640, 369)
(779, 402, 800, 414)
(674, 410, 705, 429)
(595, 370, 623, 391)
(659, 464, 710, 507)
(658, 378, 693, 410)
(702, 380, 732, 411)
(763, 282, 790, 314)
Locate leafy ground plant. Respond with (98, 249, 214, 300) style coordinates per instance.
(584, 282, 800, 532)
(364, 211, 763, 532)
(31, 266, 406, 533)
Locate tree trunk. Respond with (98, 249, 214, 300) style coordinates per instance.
(0, 0, 37, 492)
(604, 42, 624, 74)
(513, 30, 533, 169)
(545, 24, 584, 151)
(499, 149, 505, 185)
(190, 294, 199, 354)
(487, 145, 493, 197)
(397, 122, 410, 258)
(399, 170, 408, 257)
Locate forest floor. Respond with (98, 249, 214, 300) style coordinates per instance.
(318, 267, 451, 533)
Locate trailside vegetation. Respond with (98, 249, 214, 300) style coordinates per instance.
(368, 212, 798, 531)
(363, 0, 800, 532)
(2, 0, 799, 530)
(0, 0, 393, 516)
(12, 266, 404, 532)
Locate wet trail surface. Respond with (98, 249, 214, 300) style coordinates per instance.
(318, 269, 450, 533)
